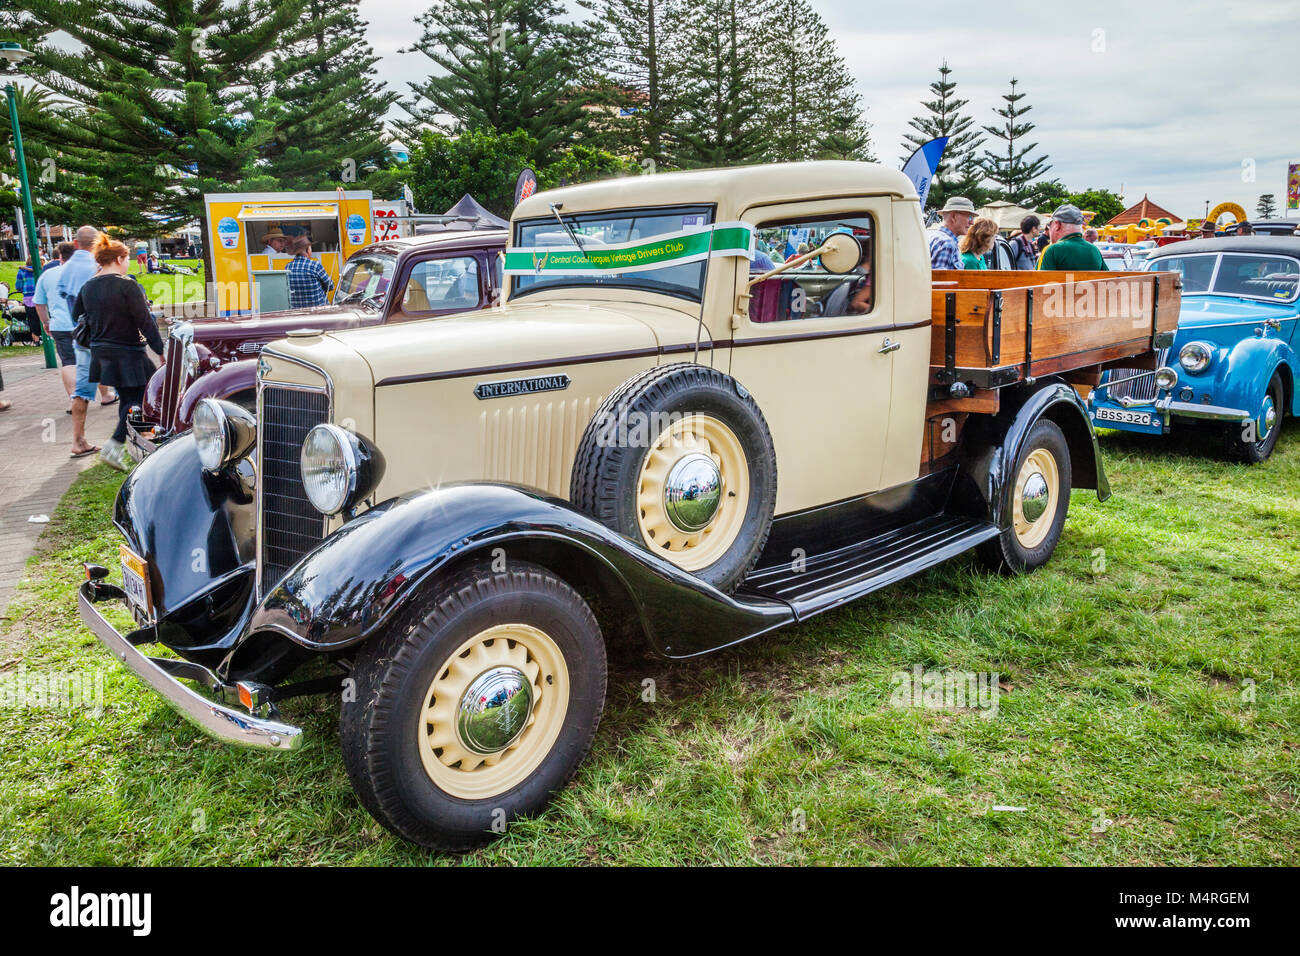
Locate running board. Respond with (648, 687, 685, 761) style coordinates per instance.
(740, 514, 1000, 618)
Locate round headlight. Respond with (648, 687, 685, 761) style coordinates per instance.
(1153, 366, 1179, 391)
(1179, 341, 1213, 374)
(192, 398, 256, 472)
(300, 423, 386, 517)
(300, 425, 354, 515)
(193, 399, 231, 471)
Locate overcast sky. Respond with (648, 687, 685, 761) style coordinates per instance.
(361, 0, 1299, 220)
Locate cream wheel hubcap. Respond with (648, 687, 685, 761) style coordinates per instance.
(636, 414, 748, 571)
(417, 624, 569, 800)
(1012, 447, 1059, 549)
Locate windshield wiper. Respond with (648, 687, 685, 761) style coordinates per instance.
(549, 202, 593, 263)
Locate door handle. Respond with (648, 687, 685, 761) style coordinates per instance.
(879, 338, 901, 354)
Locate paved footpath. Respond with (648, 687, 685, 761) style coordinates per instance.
(0, 350, 121, 628)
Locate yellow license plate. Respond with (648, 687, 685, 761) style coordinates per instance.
(119, 544, 154, 618)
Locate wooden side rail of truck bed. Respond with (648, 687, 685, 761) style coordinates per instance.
(928, 270, 1181, 393)
(919, 270, 1182, 473)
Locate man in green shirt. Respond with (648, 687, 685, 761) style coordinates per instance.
(1038, 204, 1107, 271)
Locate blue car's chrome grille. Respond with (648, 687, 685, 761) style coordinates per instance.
(1104, 348, 1169, 403)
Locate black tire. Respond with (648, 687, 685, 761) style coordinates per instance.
(977, 419, 1072, 574)
(339, 561, 606, 850)
(571, 362, 777, 593)
(1223, 373, 1284, 464)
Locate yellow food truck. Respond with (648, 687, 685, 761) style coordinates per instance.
(204, 190, 407, 314)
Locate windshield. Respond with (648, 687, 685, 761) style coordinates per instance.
(1149, 253, 1299, 301)
(511, 205, 715, 301)
(336, 253, 398, 306)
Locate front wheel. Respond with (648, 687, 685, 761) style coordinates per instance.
(340, 561, 606, 850)
(1224, 373, 1284, 464)
(977, 419, 1072, 574)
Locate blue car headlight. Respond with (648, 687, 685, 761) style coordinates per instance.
(1178, 341, 1214, 375)
(1154, 366, 1178, 391)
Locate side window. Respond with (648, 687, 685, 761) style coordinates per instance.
(749, 215, 874, 323)
(401, 256, 481, 313)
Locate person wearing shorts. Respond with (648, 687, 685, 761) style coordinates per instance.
(34, 243, 79, 404)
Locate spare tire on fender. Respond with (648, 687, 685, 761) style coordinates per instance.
(571, 363, 777, 593)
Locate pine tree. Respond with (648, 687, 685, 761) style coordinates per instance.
(754, 0, 873, 163)
(577, 0, 688, 170)
(669, 0, 767, 168)
(11, 0, 311, 274)
(254, 0, 397, 193)
(402, 0, 595, 162)
(979, 78, 1051, 204)
(1256, 193, 1277, 218)
(900, 62, 983, 207)
(816, 103, 875, 163)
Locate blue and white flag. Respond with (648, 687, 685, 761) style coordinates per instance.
(900, 137, 949, 209)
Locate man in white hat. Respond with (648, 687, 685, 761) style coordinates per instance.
(928, 196, 976, 270)
(260, 226, 290, 258)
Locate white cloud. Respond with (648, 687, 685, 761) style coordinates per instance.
(363, 0, 1300, 217)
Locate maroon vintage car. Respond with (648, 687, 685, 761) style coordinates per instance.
(129, 228, 507, 456)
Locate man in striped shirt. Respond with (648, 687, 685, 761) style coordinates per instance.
(926, 196, 977, 270)
(285, 234, 335, 308)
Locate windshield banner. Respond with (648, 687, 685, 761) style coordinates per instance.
(504, 221, 755, 276)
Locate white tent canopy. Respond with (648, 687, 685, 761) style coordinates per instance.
(976, 200, 1044, 233)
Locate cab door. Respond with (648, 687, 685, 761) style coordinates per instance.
(728, 197, 898, 515)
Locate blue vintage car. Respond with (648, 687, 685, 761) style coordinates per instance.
(1089, 237, 1300, 462)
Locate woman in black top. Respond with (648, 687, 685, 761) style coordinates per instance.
(71, 234, 164, 470)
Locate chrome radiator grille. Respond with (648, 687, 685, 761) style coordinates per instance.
(1104, 348, 1169, 402)
(258, 384, 329, 592)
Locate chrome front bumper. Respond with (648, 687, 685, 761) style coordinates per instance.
(125, 414, 160, 459)
(78, 580, 303, 751)
(1163, 400, 1250, 422)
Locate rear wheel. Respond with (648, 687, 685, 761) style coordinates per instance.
(340, 561, 606, 850)
(1224, 373, 1284, 464)
(977, 419, 1072, 574)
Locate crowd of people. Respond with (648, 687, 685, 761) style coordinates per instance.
(0, 225, 164, 470)
(927, 196, 1108, 272)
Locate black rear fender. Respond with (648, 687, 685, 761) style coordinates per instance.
(949, 380, 1109, 524)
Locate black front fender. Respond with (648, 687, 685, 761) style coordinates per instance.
(115, 434, 257, 658)
(248, 483, 793, 659)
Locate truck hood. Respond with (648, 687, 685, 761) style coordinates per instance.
(325, 300, 688, 385)
(1177, 294, 1298, 331)
(188, 304, 372, 343)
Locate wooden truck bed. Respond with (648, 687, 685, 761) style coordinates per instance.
(929, 270, 1181, 391)
(920, 270, 1182, 473)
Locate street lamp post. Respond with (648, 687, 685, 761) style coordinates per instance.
(2, 40, 57, 369)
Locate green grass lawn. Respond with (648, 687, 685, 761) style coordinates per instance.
(1, 429, 1297, 865)
(1, 259, 205, 306)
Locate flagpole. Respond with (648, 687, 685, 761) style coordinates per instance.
(692, 222, 718, 366)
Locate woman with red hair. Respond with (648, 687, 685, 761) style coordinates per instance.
(70, 234, 164, 470)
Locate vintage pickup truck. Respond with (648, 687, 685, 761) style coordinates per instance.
(127, 228, 506, 456)
(78, 162, 1178, 850)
